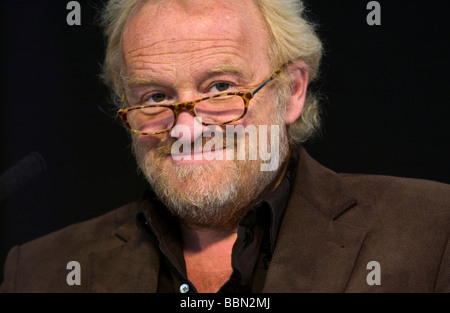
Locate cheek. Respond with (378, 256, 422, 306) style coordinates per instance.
(132, 133, 165, 161)
(132, 132, 170, 155)
(242, 100, 276, 127)
(134, 133, 162, 146)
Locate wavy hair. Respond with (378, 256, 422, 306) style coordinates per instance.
(100, 0, 323, 143)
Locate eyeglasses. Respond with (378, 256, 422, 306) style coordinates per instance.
(117, 68, 282, 135)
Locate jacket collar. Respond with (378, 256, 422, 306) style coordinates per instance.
(264, 146, 367, 292)
(86, 201, 161, 292)
(292, 146, 358, 220)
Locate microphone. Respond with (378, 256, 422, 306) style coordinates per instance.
(0, 152, 47, 202)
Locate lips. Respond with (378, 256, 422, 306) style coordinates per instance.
(158, 134, 233, 159)
(170, 143, 231, 162)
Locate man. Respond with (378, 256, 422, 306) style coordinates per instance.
(1, 0, 449, 293)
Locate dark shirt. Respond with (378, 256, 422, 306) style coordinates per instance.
(135, 147, 300, 293)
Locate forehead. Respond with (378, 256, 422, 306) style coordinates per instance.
(121, 0, 270, 75)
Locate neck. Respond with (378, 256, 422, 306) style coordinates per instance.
(180, 223, 237, 253)
(180, 223, 237, 292)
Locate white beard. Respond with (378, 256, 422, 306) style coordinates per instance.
(132, 101, 289, 229)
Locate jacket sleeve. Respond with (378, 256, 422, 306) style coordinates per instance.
(0, 246, 20, 293)
(435, 236, 450, 292)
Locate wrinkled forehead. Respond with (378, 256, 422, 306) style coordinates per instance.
(121, 0, 269, 62)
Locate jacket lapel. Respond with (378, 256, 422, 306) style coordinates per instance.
(264, 147, 367, 292)
(87, 220, 161, 292)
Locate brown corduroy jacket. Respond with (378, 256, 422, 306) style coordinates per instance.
(1, 147, 449, 292)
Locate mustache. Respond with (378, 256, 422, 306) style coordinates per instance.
(155, 133, 237, 156)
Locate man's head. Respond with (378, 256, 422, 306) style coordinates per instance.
(100, 0, 323, 229)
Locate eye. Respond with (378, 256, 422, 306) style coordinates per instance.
(145, 93, 167, 103)
(211, 83, 231, 93)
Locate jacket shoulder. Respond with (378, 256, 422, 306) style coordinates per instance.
(338, 174, 450, 292)
(340, 173, 450, 218)
(23, 201, 138, 253)
(1, 201, 139, 292)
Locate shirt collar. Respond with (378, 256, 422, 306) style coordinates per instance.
(256, 144, 300, 252)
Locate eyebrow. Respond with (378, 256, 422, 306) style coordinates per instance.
(122, 62, 253, 89)
(208, 63, 256, 86)
(122, 75, 161, 89)
(208, 63, 250, 79)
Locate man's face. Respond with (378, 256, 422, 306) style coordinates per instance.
(121, 0, 289, 228)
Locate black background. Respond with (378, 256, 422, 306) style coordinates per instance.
(1, 0, 449, 282)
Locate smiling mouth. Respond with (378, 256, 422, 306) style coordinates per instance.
(170, 143, 234, 162)
(173, 145, 225, 156)
(157, 134, 234, 158)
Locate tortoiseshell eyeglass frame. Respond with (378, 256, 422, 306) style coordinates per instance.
(117, 67, 283, 135)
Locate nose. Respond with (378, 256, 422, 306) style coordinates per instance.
(170, 111, 204, 145)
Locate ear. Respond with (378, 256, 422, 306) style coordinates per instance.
(284, 60, 309, 125)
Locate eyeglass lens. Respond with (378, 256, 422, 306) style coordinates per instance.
(127, 95, 246, 133)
